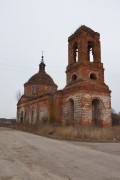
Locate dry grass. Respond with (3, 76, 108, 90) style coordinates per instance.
(53, 126, 120, 141)
(0, 122, 120, 142)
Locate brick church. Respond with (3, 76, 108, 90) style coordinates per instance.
(17, 25, 112, 127)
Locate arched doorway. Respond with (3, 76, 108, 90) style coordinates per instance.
(68, 99, 74, 125)
(92, 99, 102, 126)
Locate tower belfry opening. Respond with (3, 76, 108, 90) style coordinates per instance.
(75, 48, 78, 62)
(65, 25, 111, 127)
(90, 48, 93, 62)
(88, 41, 94, 62)
(73, 42, 78, 62)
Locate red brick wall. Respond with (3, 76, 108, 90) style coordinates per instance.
(54, 91, 63, 124)
(62, 89, 111, 127)
(17, 25, 112, 127)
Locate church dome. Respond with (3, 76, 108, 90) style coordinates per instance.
(27, 71, 57, 86)
(25, 55, 57, 87)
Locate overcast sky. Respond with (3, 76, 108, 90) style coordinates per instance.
(0, 0, 120, 118)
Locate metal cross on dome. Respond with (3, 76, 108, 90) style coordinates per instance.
(41, 51, 44, 63)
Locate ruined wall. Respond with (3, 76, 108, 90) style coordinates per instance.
(24, 83, 57, 97)
(62, 90, 111, 127)
(17, 95, 51, 124)
(54, 91, 63, 124)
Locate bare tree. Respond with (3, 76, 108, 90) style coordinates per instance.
(111, 108, 116, 114)
(16, 90, 22, 101)
(111, 108, 120, 126)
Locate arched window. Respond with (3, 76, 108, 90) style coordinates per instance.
(88, 41, 94, 62)
(90, 73, 97, 80)
(72, 74, 77, 81)
(92, 99, 102, 126)
(32, 85, 37, 94)
(24, 112, 26, 122)
(67, 99, 74, 125)
(20, 111, 23, 123)
(73, 42, 78, 63)
(31, 110, 34, 122)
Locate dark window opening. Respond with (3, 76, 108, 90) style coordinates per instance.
(90, 73, 97, 80)
(92, 99, 102, 126)
(24, 112, 26, 122)
(31, 110, 34, 122)
(20, 111, 23, 123)
(88, 41, 94, 62)
(73, 42, 78, 63)
(72, 74, 77, 81)
(67, 99, 74, 125)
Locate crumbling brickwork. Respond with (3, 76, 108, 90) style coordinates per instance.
(17, 25, 112, 127)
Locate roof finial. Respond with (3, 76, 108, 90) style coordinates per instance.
(41, 51, 44, 63)
(39, 51, 46, 72)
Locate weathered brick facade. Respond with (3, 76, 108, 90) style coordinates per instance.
(17, 25, 112, 127)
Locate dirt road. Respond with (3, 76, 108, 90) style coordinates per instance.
(0, 127, 120, 180)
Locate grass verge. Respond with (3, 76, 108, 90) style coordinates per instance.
(0, 122, 120, 142)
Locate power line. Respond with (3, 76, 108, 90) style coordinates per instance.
(0, 62, 66, 74)
(0, 57, 66, 68)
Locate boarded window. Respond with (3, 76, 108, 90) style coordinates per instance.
(32, 86, 37, 94)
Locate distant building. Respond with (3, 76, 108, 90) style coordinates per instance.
(0, 118, 16, 122)
(17, 25, 112, 127)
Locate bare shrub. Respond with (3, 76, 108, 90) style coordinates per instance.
(112, 112, 120, 126)
(16, 90, 22, 101)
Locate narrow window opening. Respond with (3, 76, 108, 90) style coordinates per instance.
(92, 99, 102, 126)
(67, 99, 74, 125)
(88, 41, 94, 62)
(24, 112, 26, 122)
(90, 48, 93, 62)
(20, 111, 23, 123)
(32, 86, 37, 94)
(31, 110, 34, 122)
(73, 43, 78, 63)
(75, 48, 78, 62)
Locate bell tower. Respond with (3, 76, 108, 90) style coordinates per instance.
(66, 25, 104, 86)
(63, 25, 111, 127)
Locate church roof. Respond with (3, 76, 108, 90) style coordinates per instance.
(25, 56, 57, 87)
(26, 71, 57, 86)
